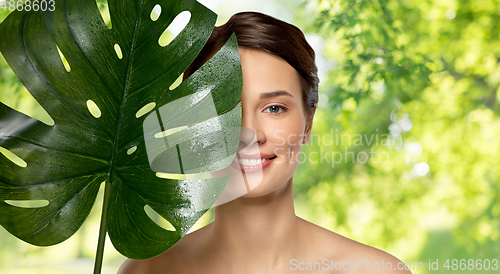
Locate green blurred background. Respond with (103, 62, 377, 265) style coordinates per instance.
(1, 0, 499, 273)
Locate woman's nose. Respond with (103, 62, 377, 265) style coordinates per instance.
(240, 114, 266, 148)
(239, 127, 257, 147)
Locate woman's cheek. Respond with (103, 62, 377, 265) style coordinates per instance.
(273, 148, 287, 164)
(271, 131, 304, 164)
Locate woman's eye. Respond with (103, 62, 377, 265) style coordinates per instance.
(265, 105, 286, 114)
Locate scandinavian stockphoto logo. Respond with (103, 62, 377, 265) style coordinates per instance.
(272, 129, 395, 167)
(143, 90, 263, 210)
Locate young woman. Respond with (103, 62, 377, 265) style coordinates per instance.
(120, 12, 411, 274)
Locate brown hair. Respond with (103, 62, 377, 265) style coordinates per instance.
(184, 12, 319, 120)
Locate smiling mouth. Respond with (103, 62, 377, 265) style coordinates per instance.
(230, 155, 277, 172)
(236, 156, 276, 166)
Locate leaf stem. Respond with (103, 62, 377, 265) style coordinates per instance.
(93, 181, 113, 274)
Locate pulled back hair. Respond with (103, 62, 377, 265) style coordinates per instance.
(184, 11, 319, 120)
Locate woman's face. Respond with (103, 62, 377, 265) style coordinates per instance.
(227, 47, 312, 198)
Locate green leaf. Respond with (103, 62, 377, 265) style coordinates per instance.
(0, 0, 242, 260)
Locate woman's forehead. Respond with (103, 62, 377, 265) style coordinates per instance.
(239, 48, 302, 97)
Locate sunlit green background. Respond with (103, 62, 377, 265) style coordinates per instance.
(1, 0, 499, 273)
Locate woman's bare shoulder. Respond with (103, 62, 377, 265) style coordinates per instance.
(117, 225, 212, 274)
(298, 217, 411, 273)
(117, 258, 148, 274)
(117, 251, 180, 274)
(117, 246, 189, 274)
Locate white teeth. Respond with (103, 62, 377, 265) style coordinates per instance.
(237, 158, 269, 166)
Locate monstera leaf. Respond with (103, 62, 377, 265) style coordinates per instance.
(0, 0, 242, 265)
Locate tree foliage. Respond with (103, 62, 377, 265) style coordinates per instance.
(295, 0, 500, 259)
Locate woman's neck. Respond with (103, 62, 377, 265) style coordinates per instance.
(206, 178, 301, 271)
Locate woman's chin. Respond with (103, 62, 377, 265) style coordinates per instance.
(240, 177, 293, 199)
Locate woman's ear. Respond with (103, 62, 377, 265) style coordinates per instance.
(302, 105, 317, 145)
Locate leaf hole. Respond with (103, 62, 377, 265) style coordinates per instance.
(150, 4, 161, 21)
(57, 46, 71, 72)
(154, 126, 187, 138)
(127, 146, 137, 155)
(168, 73, 183, 90)
(86, 100, 102, 118)
(144, 205, 176, 231)
(96, 0, 112, 29)
(0, 147, 27, 168)
(156, 172, 212, 180)
(0, 63, 55, 126)
(5, 200, 49, 208)
(114, 44, 123, 59)
(136, 102, 156, 118)
(158, 11, 191, 47)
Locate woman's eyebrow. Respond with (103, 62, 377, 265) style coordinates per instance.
(260, 90, 293, 99)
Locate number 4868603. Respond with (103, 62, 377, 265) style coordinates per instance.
(443, 259, 499, 271)
(1, 1, 56, 12)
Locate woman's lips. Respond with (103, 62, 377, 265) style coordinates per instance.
(229, 154, 276, 173)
